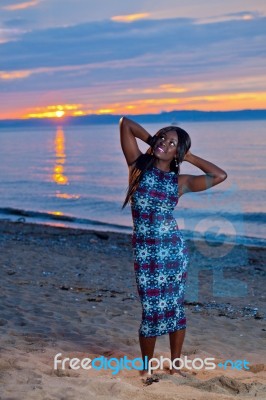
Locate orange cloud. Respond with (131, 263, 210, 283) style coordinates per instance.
(111, 13, 150, 23)
(23, 103, 82, 119)
(83, 92, 266, 114)
(0, 70, 32, 80)
(123, 84, 187, 95)
(23, 104, 117, 119)
(3, 0, 39, 11)
(26, 111, 64, 118)
(196, 93, 265, 110)
(97, 108, 115, 114)
(4, 90, 266, 120)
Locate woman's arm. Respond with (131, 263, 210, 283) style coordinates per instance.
(178, 150, 227, 197)
(119, 117, 153, 166)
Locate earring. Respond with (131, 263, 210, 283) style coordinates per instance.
(175, 157, 178, 168)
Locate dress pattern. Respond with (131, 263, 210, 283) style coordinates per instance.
(130, 165, 189, 337)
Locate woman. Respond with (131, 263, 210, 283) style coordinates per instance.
(119, 116, 227, 379)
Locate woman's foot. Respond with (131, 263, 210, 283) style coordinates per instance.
(139, 369, 159, 385)
(169, 369, 187, 377)
(139, 369, 151, 377)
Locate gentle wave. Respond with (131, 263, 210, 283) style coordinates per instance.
(0, 207, 265, 248)
(180, 208, 266, 225)
(0, 207, 131, 232)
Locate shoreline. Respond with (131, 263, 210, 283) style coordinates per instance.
(1, 212, 265, 249)
(0, 219, 265, 399)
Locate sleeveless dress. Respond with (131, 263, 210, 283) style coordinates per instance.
(130, 165, 189, 337)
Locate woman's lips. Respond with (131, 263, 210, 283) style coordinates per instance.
(156, 146, 165, 153)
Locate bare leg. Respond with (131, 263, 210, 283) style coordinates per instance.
(139, 334, 157, 377)
(169, 328, 186, 376)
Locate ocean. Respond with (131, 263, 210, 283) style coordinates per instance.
(0, 120, 265, 247)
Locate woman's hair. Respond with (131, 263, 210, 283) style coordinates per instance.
(121, 125, 191, 209)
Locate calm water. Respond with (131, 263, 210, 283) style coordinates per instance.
(0, 120, 265, 246)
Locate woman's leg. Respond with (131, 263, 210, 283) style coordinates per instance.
(169, 328, 186, 375)
(139, 334, 157, 376)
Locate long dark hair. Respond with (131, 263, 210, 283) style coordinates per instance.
(121, 126, 191, 209)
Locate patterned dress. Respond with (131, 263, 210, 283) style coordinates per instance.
(130, 165, 189, 337)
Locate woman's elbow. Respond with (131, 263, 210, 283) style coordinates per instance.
(218, 171, 228, 182)
(119, 117, 128, 133)
(119, 116, 125, 127)
(119, 116, 129, 125)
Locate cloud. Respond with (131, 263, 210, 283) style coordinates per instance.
(3, 17, 31, 27)
(1, 1, 265, 33)
(2, 0, 39, 11)
(0, 15, 265, 116)
(0, 27, 27, 43)
(0, 70, 31, 79)
(195, 10, 262, 24)
(111, 13, 150, 23)
(122, 84, 188, 95)
(1, 16, 265, 71)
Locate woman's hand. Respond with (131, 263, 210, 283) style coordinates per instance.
(183, 150, 192, 161)
(147, 134, 158, 148)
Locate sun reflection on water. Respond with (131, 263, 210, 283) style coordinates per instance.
(53, 127, 68, 185)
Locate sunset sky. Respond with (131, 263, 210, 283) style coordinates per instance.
(0, 0, 266, 119)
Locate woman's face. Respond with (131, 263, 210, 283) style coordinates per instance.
(153, 130, 178, 162)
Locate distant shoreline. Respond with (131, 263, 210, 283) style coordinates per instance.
(0, 109, 266, 127)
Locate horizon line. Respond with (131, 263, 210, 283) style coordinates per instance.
(0, 108, 266, 123)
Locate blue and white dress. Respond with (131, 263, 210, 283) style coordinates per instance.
(130, 165, 189, 337)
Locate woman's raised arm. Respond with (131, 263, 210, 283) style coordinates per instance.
(119, 117, 152, 166)
(178, 150, 227, 197)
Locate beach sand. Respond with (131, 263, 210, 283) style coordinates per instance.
(0, 219, 265, 399)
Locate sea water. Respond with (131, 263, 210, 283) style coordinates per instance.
(0, 120, 265, 247)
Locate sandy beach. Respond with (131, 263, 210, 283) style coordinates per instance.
(0, 219, 265, 399)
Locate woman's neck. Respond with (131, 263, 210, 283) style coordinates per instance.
(154, 160, 171, 172)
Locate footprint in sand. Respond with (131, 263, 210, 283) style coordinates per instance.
(44, 368, 80, 378)
(25, 371, 43, 388)
(248, 363, 265, 373)
(174, 374, 266, 397)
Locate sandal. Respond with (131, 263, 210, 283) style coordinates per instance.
(143, 376, 160, 385)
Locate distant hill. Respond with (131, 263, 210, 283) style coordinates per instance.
(0, 109, 265, 128)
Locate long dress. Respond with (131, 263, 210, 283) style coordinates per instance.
(130, 165, 189, 337)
